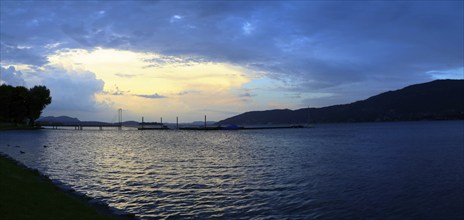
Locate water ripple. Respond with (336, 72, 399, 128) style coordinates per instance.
(0, 121, 463, 219)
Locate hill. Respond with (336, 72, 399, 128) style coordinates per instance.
(216, 79, 464, 125)
(37, 116, 80, 124)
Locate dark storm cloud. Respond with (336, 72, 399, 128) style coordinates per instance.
(0, 42, 49, 66)
(1, 1, 462, 106)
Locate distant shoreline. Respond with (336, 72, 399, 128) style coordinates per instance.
(3, 119, 463, 132)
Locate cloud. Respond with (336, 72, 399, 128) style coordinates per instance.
(0, 65, 109, 115)
(134, 93, 166, 99)
(427, 67, 464, 80)
(175, 90, 200, 96)
(143, 55, 207, 68)
(239, 92, 254, 97)
(170, 14, 183, 23)
(199, 108, 240, 116)
(237, 88, 256, 98)
(0, 66, 26, 86)
(103, 87, 166, 99)
(286, 93, 301, 99)
(1, 1, 462, 115)
(114, 73, 142, 78)
(103, 85, 129, 96)
(40, 68, 107, 112)
(242, 22, 254, 35)
(0, 42, 49, 66)
(176, 91, 190, 96)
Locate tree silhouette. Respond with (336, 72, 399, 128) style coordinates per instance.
(10, 86, 28, 124)
(27, 86, 52, 126)
(0, 85, 14, 122)
(0, 84, 52, 126)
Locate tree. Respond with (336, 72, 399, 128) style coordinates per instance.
(0, 85, 14, 122)
(0, 84, 52, 127)
(26, 86, 52, 126)
(10, 86, 29, 124)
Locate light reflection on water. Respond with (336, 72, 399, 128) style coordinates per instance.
(1, 121, 463, 219)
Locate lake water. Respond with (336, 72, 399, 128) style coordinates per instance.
(1, 121, 463, 219)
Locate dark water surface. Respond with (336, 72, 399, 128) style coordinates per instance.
(1, 121, 463, 219)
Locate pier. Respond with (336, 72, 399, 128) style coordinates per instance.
(177, 125, 305, 131)
(37, 111, 310, 131)
(38, 123, 122, 130)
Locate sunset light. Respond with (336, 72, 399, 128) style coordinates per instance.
(38, 47, 253, 121)
(1, 1, 462, 122)
(0, 1, 463, 219)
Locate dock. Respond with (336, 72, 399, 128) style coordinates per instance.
(143, 125, 306, 131)
(37, 122, 122, 130)
(37, 112, 310, 131)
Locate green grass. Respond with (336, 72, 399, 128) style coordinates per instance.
(0, 154, 113, 220)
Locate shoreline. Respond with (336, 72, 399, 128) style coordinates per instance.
(0, 152, 136, 219)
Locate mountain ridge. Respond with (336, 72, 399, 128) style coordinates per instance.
(37, 116, 80, 123)
(217, 79, 464, 125)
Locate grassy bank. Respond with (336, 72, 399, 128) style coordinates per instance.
(0, 154, 113, 220)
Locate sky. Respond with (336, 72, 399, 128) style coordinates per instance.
(1, 1, 463, 122)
